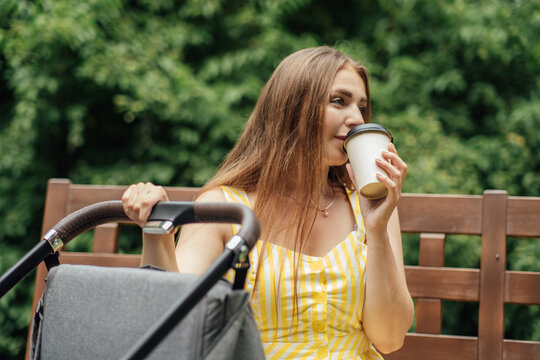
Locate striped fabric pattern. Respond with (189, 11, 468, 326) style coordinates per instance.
(221, 186, 383, 360)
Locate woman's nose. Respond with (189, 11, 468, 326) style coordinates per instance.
(345, 107, 365, 128)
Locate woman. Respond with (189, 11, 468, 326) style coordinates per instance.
(122, 46, 414, 359)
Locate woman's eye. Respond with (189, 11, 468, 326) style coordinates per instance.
(359, 105, 367, 115)
(330, 97, 345, 106)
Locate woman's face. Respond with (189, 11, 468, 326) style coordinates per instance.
(322, 64, 367, 167)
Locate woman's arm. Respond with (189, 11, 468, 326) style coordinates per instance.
(122, 184, 231, 273)
(174, 188, 232, 274)
(350, 143, 414, 353)
(362, 209, 413, 354)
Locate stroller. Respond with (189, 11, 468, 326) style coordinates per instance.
(0, 200, 265, 360)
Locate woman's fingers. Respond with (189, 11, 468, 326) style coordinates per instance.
(122, 184, 140, 226)
(138, 185, 161, 223)
(121, 184, 138, 222)
(385, 143, 408, 175)
(377, 157, 402, 180)
(375, 145, 406, 203)
(377, 145, 407, 186)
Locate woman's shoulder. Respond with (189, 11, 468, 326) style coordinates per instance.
(195, 187, 228, 202)
(197, 186, 256, 207)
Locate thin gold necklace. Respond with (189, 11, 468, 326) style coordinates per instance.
(312, 187, 337, 217)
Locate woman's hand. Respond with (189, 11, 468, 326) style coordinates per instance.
(121, 182, 169, 228)
(122, 183, 178, 271)
(347, 143, 407, 234)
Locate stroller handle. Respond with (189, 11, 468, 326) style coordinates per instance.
(0, 200, 260, 299)
(51, 200, 129, 247)
(50, 200, 259, 249)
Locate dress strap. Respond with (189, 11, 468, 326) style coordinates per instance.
(346, 187, 365, 240)
(220, 186, 254, 285)
(221, 186, 251, 207)
(221, 186, 251, 235)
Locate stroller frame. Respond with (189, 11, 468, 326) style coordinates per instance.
(0, 200, 261, 360)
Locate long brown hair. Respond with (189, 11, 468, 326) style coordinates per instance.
(201, 46, 371, 308)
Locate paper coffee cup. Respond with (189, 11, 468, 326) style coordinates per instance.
(343, 124, 393, 199)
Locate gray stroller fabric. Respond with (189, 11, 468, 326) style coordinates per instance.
(31, 264, 265, 360)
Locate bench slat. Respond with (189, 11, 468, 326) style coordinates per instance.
(67, 185, 200, 213)
(507, 197, 540, 237)
(398, 194, 483, 235)
(505, 271, 540, 304)
(384, 333, 477, 360)
(414, 299, 442, 334)
(405, 266, 479, 301)
(503, 340, 540, 360)
(58, 252, 142, 268)
(92, 223, 120, 253)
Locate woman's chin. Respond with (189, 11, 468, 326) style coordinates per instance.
(325, 155, 348, 168)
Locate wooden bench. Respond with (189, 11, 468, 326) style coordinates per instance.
(27, 178, 540, 360)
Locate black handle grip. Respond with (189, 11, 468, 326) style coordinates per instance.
(146, 201, 260, 250)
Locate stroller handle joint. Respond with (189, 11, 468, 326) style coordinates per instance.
(142, 220, 175, 235)
(43, 229, 64, 252)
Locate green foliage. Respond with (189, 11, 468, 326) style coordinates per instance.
(0, 0, 539, 357)
(0, 245, 34, 359)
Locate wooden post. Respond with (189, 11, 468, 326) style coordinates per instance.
(415, 233, 446, 334)
(26, 179, 71, 360)
(92, 223, 120, 253)
(478, 190, 507, 360)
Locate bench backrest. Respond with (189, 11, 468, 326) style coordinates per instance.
(387, 190, 540, 360)
(27, 179, 540, 360)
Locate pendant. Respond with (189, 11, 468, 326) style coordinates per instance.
(323, 210, 329, 217)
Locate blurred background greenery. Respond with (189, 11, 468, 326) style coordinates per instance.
(0, 0, 539, 358)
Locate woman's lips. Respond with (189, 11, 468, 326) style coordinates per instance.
(335, 135, 346, 141)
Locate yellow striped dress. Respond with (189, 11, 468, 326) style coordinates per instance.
(222, 186, 383, 360)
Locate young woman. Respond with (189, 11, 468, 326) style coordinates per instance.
(122, 46, 414, 359)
